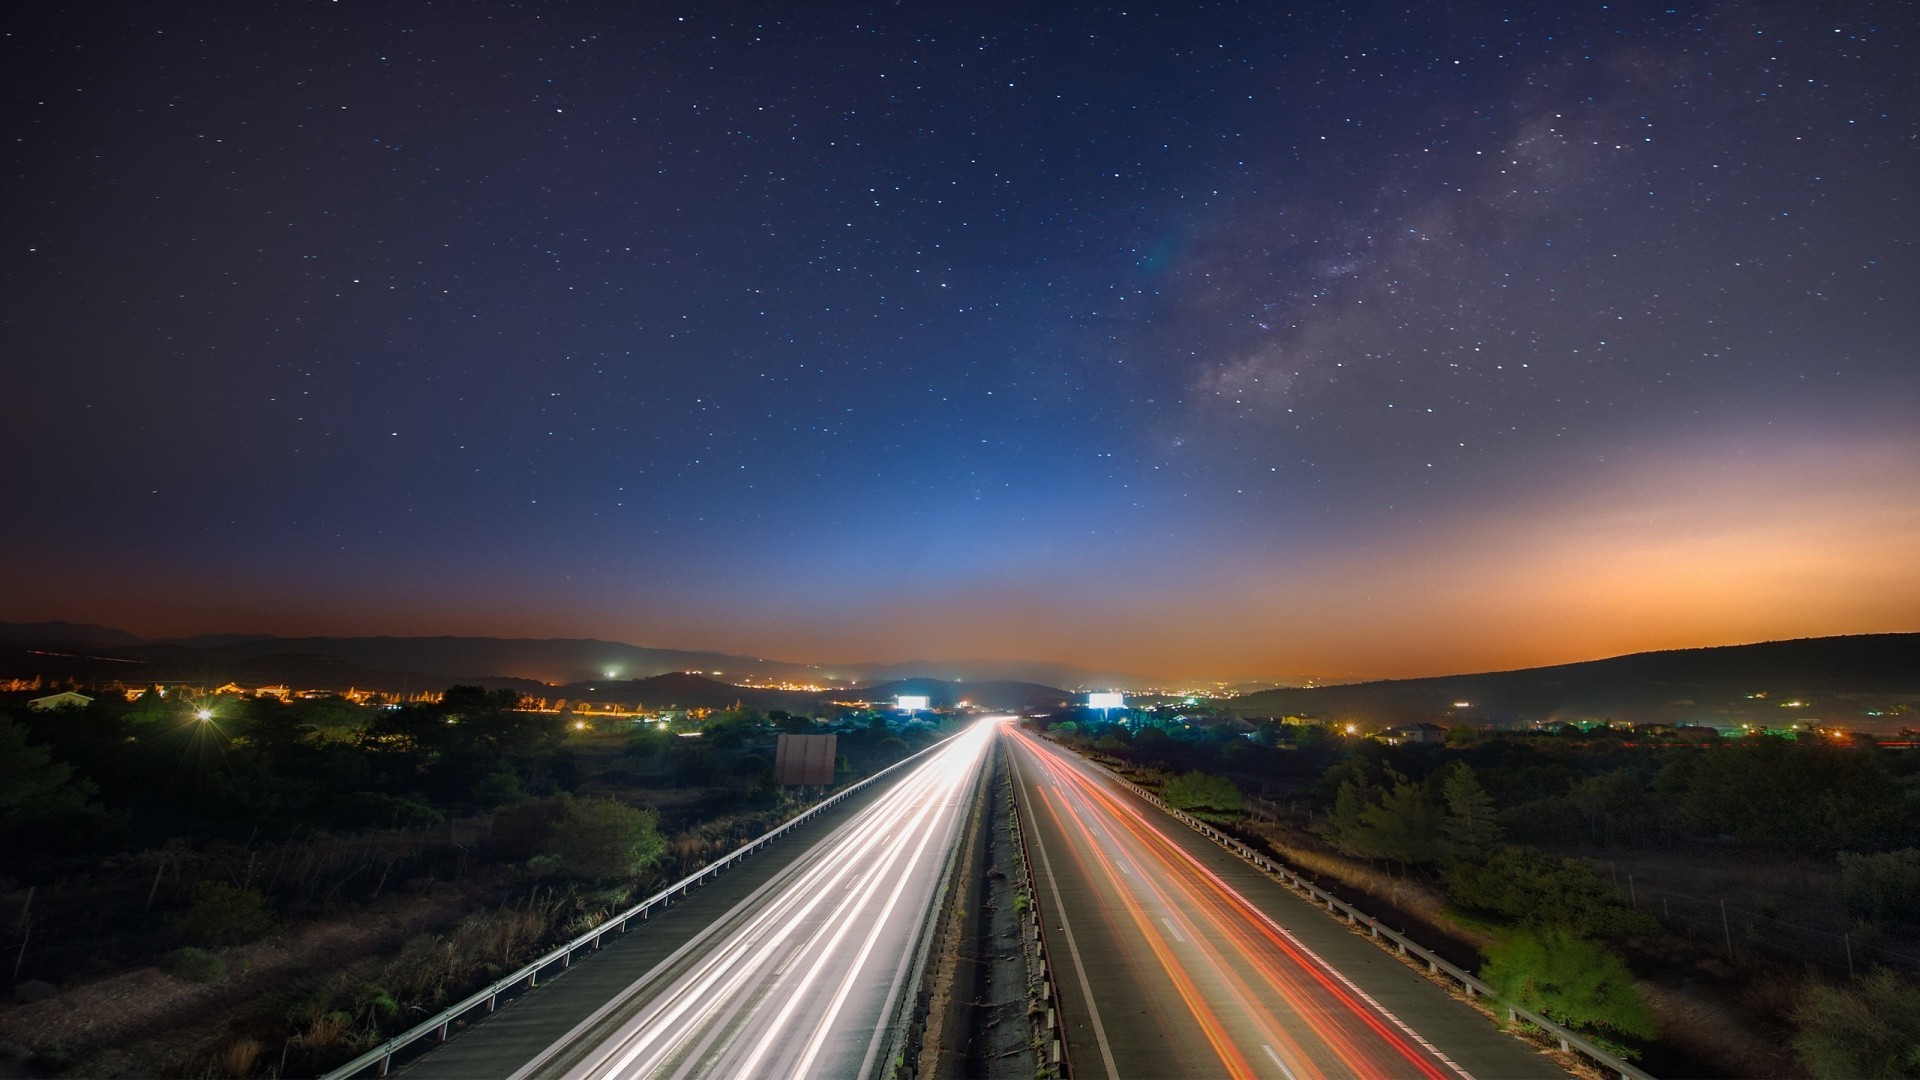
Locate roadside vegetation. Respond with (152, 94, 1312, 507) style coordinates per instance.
(0, 689, 938, 1077)
(1042, 711, 1920, 1078)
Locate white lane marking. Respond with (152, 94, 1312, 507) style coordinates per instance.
(1263, 1043, 1300, 1080)
(1012, 745, 1121, 1080)
(1161, 916, 1186, 943)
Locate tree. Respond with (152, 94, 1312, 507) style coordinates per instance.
(1327, 767, 1441, 868)
(1355, 777, 1443, 868)
(0, 715, 99, 819)
(1791, 968, 1920, 1079)
(1440, 762, 1502, 859)
(1482, 927, 1657, 1054)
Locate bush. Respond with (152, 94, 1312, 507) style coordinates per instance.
(1446, 847, 1657, 940)
(495, 793, 666, 880)
(549, 796, 666, 880)
(169, 882, 277, 946)
(1791, 968, 1920, 1079)
(1482, 927, 1657, 1054)
(160, 946, 228, 983)
(330, 791, 446, 830)
(1839, 848, 1920, 927)
(1162, 771, 1244, 814)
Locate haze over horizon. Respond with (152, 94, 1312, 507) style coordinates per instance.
(6, 1, 1916, 682)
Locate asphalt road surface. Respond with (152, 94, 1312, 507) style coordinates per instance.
(493, 718, 999, 1080)
(1006, 727, 1568, 1080)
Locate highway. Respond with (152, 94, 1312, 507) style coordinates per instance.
(1006, 727, 1566, 1080)
(484, 718, 998, 1080)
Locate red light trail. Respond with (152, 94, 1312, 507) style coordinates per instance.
(1009, 725, 1483, 1080)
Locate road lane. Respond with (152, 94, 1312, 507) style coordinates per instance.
(513, 718, 1000, 1080)
(1007, 727, 1566, 1080)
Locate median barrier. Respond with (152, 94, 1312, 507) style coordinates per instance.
(1004, 761, 1072, 1080)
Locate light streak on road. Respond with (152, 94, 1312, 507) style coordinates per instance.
(1008, 726, 1478, 1080)
(517, 719, 1002, 1080)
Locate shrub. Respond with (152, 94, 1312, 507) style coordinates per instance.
(494, 793, 666, 879)
(169, 882, 277, 946)
(1482, 927, 1657, 1054)
(1446, 847, 1657, 940)
(1162, 771, 1244, 814)
(160, 946, 228, 983)
(549, 796, 666, 880)
(1838, 848, 1920, 927)
(1791, 968, 1920, 1079)
(330, 791, 445, 830)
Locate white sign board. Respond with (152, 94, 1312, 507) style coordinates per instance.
(896, 695, 931, 712)
(1087, 692, 1125, 710)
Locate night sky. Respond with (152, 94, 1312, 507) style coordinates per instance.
(5, 1, 1916, 681)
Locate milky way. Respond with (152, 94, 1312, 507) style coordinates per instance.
(4, 1, 1914, 679)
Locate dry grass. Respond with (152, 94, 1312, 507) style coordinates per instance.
(1636, 978, 1794, 1077)
(213, 1036, 264, 1078)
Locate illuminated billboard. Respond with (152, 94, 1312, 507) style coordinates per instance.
(896, 695, 931, 712)
(1087, 692, 1125, 710)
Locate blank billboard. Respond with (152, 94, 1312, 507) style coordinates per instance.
(1087, 692, 1125, 710)
(896, 695, 931, 712)
(775, 733, 838, 786)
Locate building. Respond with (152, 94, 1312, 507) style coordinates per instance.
(1377, 722, 1447, 746)
(27, 690, 93, 711)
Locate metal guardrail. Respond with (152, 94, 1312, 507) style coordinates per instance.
(1005, 770, 1071, 1077)
(1091, 762, 1655, 1080)
(322, 737, 955, 1080)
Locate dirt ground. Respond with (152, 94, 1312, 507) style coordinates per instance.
(0, 882, 479, 1078)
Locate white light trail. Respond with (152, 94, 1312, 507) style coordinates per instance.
(531, 718, 1002, 1080)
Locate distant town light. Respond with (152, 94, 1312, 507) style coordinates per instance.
(1452, 701, 1471, 708)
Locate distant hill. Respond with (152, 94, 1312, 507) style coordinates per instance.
(0, 620, 145, 648)
(855, 677, 1074, 712)
(1228, 634, 1920, 731)
(0, 621, 1156, 690)
(552, 672, 826, 712)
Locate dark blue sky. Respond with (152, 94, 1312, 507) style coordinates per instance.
(5, 1, 1915, 679)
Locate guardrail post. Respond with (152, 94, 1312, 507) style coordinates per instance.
(437, 1020, 450, 1042)
(377, 1054, 391, 1077)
